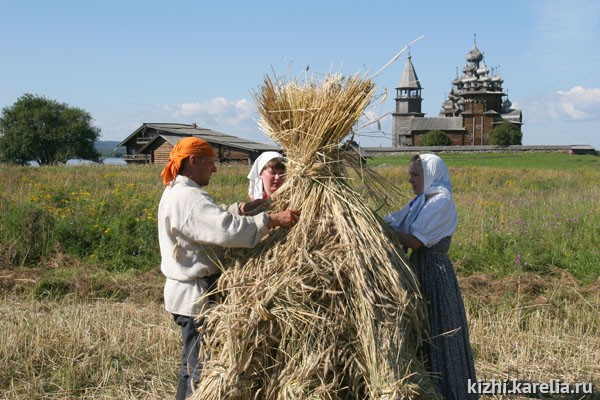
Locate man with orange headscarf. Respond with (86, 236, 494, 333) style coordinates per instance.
(158, 137, 298, 399)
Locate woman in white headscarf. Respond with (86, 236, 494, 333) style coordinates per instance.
(386, 154, 478, 400)
(247, 151, 286, 200)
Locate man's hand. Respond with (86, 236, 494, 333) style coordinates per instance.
(267, 210, 300, 228)
(240, 198, 268, 215)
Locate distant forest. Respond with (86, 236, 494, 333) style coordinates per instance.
(95, 141, 125, 158)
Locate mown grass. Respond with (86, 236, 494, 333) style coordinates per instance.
(2, 295, 596, 400)
(0, 299, 177, 399)
(1, 152, 599, 399)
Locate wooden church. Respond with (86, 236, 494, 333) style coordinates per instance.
(392, 37, 523, 146)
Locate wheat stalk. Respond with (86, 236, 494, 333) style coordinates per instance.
(193, 71, 439, 399)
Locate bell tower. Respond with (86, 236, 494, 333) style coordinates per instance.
(392, 54, 425, 146)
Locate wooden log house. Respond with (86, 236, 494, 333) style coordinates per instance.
(118, 123, 281, 165)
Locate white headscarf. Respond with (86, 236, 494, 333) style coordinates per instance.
(247, 151, 284, 200)
(386, 154, 452, 233)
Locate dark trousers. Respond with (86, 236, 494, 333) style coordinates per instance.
(173, 314, 203, 400)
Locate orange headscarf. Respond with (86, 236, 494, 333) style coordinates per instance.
(160, 137, 215, 185)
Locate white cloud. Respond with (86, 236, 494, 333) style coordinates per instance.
(161, 97, 257, 127)
(551, 86, 600, 120)
(526, 86, 600, 123)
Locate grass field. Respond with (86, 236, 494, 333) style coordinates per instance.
(1, 152, 598, 399)
(369, 151, 600, 170)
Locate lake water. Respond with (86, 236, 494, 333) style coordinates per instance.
(99, 157, 127, 165)
(66, 157, 127, 165)
(28, 158, 127, 166)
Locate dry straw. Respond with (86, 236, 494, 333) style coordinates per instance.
(192, 70, 439, 399)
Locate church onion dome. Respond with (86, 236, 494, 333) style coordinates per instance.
(449, 87, 459, 99)
(502, 97, 512, 110)
(477, 61, 489, 76)
(466, 45, 483, 63)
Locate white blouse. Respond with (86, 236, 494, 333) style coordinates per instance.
(158, 175, 270, 317)
(410, 192, 458, 248)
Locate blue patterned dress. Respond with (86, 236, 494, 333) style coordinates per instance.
(410, 236, 478, 400)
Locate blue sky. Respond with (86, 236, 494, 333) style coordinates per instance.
(2, 0, 599, 149)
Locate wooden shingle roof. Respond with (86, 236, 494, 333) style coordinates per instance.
(119, 123, 280, 153)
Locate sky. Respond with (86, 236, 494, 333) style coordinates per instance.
(1, 0, 599, 149)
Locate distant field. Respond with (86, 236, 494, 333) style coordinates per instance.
(1, 152, 598, 399)
(1, 151, 599, 283)
(370, 151, 600, 169)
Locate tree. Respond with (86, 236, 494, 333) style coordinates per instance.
(0, 94, 101, 165)
(489, 121, 522, 146)
(421, 130, 452, 146)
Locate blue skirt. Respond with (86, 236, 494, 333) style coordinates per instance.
(410, 236, 478, 400)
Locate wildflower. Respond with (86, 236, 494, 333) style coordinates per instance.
(514, 253, 522, 270)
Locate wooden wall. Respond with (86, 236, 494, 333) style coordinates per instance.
(151, 142, 250, 164)
(412, 131, 467, 146)
(153, 142, 173, 165)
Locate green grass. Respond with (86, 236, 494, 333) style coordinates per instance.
(372, 152, 600, 284)
(370, 152, 600, 170)
(0, 165, 164, 272)
(1, 152, 599, 287)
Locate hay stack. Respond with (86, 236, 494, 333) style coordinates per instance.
(192, 72, 439, 399)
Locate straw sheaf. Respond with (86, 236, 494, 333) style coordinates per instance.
(193, 73, 440, 399)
